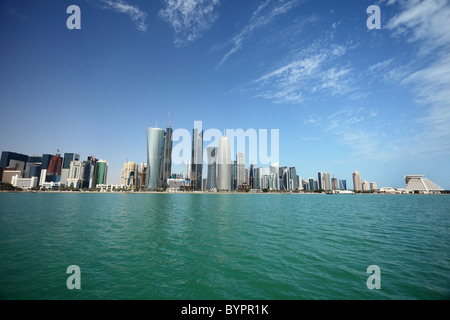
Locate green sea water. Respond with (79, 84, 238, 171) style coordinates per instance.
(0, 193, 449, 300)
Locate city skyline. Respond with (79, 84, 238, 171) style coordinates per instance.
(1, 1, 449, 189)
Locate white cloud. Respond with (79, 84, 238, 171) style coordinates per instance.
(159, 0, 220, 47)
(245, 40, 357, 104)
(99, 0, 148, 32)
(216, 0, 302, 68)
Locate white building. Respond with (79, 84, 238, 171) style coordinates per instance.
(11, 175, 38, 189)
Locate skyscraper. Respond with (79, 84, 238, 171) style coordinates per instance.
(353, 171, 362, 192)
(146, 127, 165, 191)
(121, 161, 138, 189)
(39, 154, 53, 186)
(162, 126, 173, 189)
(217, 136, 231, 191)
(317, 171, 324, 190)
(269, 163, 279, 190)
(46, 153, 62, 182)
(236, 153, 245, 188)
(61, 153, 80, 185)
(249, 163, 254, 189)
(362, 180, 370, 191)
(206, 147, 217, 191)
(67, 160, 83, 188)
(289, 167, 298, 190)
(191, 127, 203, 191)
(323, 172, 331, 191)
(339, 179, 347, 190)
(94, 160, 108, 186)
(331, 177, 338, 190)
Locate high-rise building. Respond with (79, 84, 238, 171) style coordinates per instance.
(162, 127, 173, 189)
(308, 178, 315, 191)
(137, 163, 147, 189)
(185, 161, 191, 181)
(61, 153, 80, 185)
(0, 151, 28, 171)
(331, 177, 339, 190)
(339, 179, 347, 190)
(67, 160, 83, 188)
(121, 161, 138, 189)
(39, 154, 53, 186)
(217, 136, 231, 191)
(289, 167, 298, 190)
(370, 182, 378, 191)
(94, 160, 108, 186)
(84, 155, 98, 188)
(353, 171, 362, 191)
(249, 163, 254, 189)
(317, 171, 324, 190)
(146, 127, 165, 191)
(236, 153, 246, 188)
(270, 163, 280, 190)
(46, 153, 63, 182)
(280, 167, 290, 190)
(206, 147, 217, 191)
(323, 172, 331, 191)
(362, 180, 370, 191)
(191, 127, 203, 191)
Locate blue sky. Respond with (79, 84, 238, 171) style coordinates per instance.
(1, 0, 449, 188)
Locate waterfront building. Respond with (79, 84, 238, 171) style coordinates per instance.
(217, 136, 232, 191)
(317, 172, 324, 190)
(405, 175, 443, 194)
(370, 182, 378, 191)
(162, 127, 173, 189)
(339, 179, 347, 190)
(236, 153, 246, 188)
(67, 160, 83, 189)
(270, 163, 280, 190)
(289, 167, 298, 190)
(11, 175, 38, 189)
(61, 153, 80, 185)
(323, 172, 331, 191)
(46, 153, 63, 182)
(146, 127, 165, 190)
(185, 161, 191, 181)
(206, 147, 217, 191)
(94, 160, 108, 187)
(1, 170, 23, 184)
(308, 178, 315, 191)
(332, 177, 339, 191)
(362, 180, 370, 191)
(0, 151, 28, 172)
(353, 171, 362, 192)
(249, 163, 254, 189)
(191, 127, 203, 191)
(137, 163, 147, 189)
(121, 161, 138, 189)
(39, 154, 53, 186)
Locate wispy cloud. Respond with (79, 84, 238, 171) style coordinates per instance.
(159, 0, 220, 47)
(216, 0, 302, 68)
(98, 0, 148, 32)
(385, 0, 450, 155)
(243, 39, 357, 104)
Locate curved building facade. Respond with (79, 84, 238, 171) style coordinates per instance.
(217, 136, 231, 191)
(146, 127, 165, 191)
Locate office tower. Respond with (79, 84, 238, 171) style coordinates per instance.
(236, 153, 245, 188)
(308, 178, 315, 191)
(245, 168, 249, 185)
(61, 153, 80, 185)
(370, 182, 378, 191)
(67, 161, 83, 188)
(83, 155, 98, 188)
(317, 172, 324, 190)
(323, 172, 331, 191)
(94, 160, 108, 186)
(362, 180, 370, 191)
(270, 163, 279, 190)
(162, 127, 173, 188)
(206, 147, 217, 191)
(249, 163, 254, 189)
(138, 163, 147, 189)
(46, 153, 63, 182)
(217, 136, 232, 191)
(146, 127, 165, 190)
(232, 160, 237, 190)
(303, 179, 309, 191)
(185, 161, 191, 180)
(0, 151, 28, 171)
(280, 167, 290, 190)
(289, 167, 298, 190)
(339, 179, 347, 190)
(39, 154, 53, 186)
(121, 161, 138, 189)
(332, 177, 338, 190)
(191, 127, 203, 191)
(353, 171, 362, 191)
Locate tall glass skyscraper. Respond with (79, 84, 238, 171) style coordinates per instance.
(146, 127, 165, 191)
(249, 163, 254, 189)
(162, 127, 173, 189)
(191, 128, 203, 191)
(94, 160, 108, 186)
(217, 136, 231, 191)
(236, 153, 245, 188)
(323, 172, 331, 191)
(206, 147, 217, 191)
(317, 171, 323, 190)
